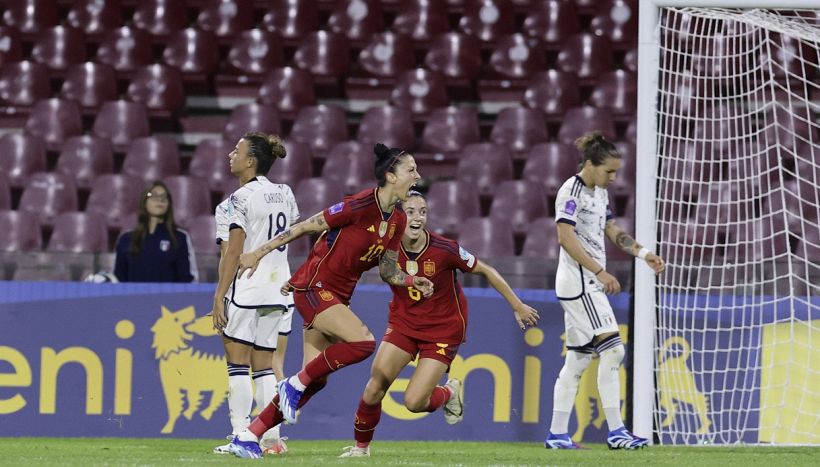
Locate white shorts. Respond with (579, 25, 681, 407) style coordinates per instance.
(559, 291, 619, 348)
(223, 298, 294, 351)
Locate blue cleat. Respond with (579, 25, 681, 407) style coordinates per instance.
(606, 426, 649, 450)
(227, 436, 263, 459)
(277, 378, 303, 424)
(544, 432, 582, 449)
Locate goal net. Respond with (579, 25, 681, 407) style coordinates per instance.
(642, 5, 819, 445)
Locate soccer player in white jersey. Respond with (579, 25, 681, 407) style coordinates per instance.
(544, 132, 665, 450)
(211, 132, 298, 456)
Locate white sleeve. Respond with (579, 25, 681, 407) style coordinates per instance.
(287, 185, 300, 223)
(215, 199, 231, 243)
(555, 185, 579, 226)
(229, 189, 250, 233)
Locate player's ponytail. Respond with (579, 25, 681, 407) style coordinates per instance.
(244, 131, 286, 175)
(575, 131, 619, 170)
(373, 143, 407, 187)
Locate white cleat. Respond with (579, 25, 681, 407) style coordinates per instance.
(338, 446, 370, 458)
(212, 442, 232, 454)
(443, 378, 464, 425)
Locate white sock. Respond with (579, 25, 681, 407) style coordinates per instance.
(597, 344, 626, 432)
(254, 369, 280, 441)
(289, 374, 307, 391)
(227, 363, 253, 434)
(237, 428, 259, 443)
(549, 351, 592, 434)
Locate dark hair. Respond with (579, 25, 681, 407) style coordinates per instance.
(129, 181, 178, 256)
(407, 189, 426, 200)
(243, 132, 286, 175)
(575, 131, 620, 170)
(373, 143, 408, 187)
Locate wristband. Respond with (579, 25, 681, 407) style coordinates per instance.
(594, 268, 604, 276)
(404, 275, 415, 287)
(638, 247, 650, 260)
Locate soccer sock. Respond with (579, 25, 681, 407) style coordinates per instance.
(596, 337, 625, 432)
(549, 351, 592, 434)
(253, 368, 279, 440)
(353, 399, 382, 448)
(227, 362, 253, 434)
(247, 378, 329, 438)
(424, 385, 451, 412)
(296, 340, 376, 386)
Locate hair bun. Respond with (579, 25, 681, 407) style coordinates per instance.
(374, 143, 391, 159)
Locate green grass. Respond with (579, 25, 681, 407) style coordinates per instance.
(0, 438, 817, 466)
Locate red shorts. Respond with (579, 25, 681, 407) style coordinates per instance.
(382, 326, 460, 365)
(292, 288, 345, 329)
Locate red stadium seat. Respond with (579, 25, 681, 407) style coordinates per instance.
(0, 26, 23, 66)
(257, 67, 317, 119)
(489, 106, 548, 156)
(95, 27, 153, 76)
(521, 216, 560, 259)
(457, 217, 515, 257)
(67, 0, 123, 36)
(132, 0, 189, 38)
(489, 180, 549, 234)
(346, 32, 415, 100)
(223, 103, 282, 144)
(522, 70, 581, 121)
(262, 0, 320, 42)
(163, 175, 212, 228)
(392, 0, 449, 44)
(522, 142, 579, 199)
(423, 32, 483, 86)
(590, 0, 638, 49)
(196, 0, 255, 39)
(455, 143, 513, 197)
(458, 0, 516, 43)
(321, 141, 373, 195)
(420, 106, 480, 155)
(268, 140, 314, 188)
(59, 62, 118, 111)
(589, 69, 638, 118)
(86, 174, 144, 230)
(288, 104, 349, 157)
(0, 175, 9, 211)
(0, 61, 51, 112)
(187, 214, 219, 255)
(624, 46, 638, 72)
(425, 180, 480, 236)
(0, 210, 42, 252)
(161, 28, 221, 81)
(557, 33, 614, 84)
(356, 105, 416, 150)
(557, 106, 617, 145)
(479, 33, 546, 101)
(126, 64, 186, 114)
(0, 133, 47, 188)
(522, 0, 580, 50)
(19, 172, 79, 227)
(2, 0, 58, 36)
(293, 178, 347, 221)
(224, 29, 285, 77)
(293, 30, 350, 86)
(121, 136, 182, 183)
(24, 98, 84, 151)
(47, 211, 109, 253)
(92, 100, 151, 151)
(188, 138, 234, 194)
(31, 26, 87, 72)
(327, 0, 384, 44)
(56, 135, 114, 190)
(389, 68, 449, 116)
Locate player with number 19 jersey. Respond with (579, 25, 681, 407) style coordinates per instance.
(387, 231, 476, 345)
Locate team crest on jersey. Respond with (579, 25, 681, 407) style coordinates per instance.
(159, 240, 171, 252)
(329, 202, 344, 215)
(406, 260, 418, 276)
(388, 223, 396, 239)
(563, 199, 577, 215)
(423, 260, 435, 276)
(318, 290, 334, 301)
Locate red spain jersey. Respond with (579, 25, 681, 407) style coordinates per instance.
(388, 231, 477, 344)
(288, 188, 406, 304)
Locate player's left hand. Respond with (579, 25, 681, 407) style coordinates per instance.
(211, 299, 226, 334)
(513, 304, 540, 330)
(645, 253, 665, 274)
(412, 276, 434, 297)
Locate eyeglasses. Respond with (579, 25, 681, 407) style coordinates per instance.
(146, 192, 169, 201)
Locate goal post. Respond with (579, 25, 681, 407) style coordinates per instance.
(634, 0, 819, 445)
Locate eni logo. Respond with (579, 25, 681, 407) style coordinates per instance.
(657, 336, 712, 435)
(151, 306, 227, 434)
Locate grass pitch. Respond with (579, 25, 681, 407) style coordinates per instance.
(0, 438, 817, 466)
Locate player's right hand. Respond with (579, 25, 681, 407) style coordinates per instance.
(211, 299, 226, 334)
(237, 251, 260, 278)
(412, 276, 434, 298)
(599, 271, 621, 294)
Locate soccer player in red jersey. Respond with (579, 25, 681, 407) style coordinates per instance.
(222, 143, 434, 458)
(339, 191, 541, 458)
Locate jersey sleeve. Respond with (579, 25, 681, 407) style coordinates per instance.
(555, 184, 579, 226)
(228, 189, 250, 232)
(322, 196, 358, 229)
(286, 185, 300, 223)
(452, 241, 477, 273)
(214, 199, 231, 244)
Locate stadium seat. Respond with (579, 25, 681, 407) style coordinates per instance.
(425, 180, 480, 236)
(624, 46, 638, 72)
(126, 64, 186, 114)
(457, 217, 515, 258)
(327, 0, 384, 44)
(589, 69, 638, 118)
(24, 98, 83, 151)
(346, 32, 415, 100)
(188, 138, 234, 194)
(420, 106, 480, 155)
(59, 62, 118, 111)
(455, 143, 513, 197)
(67, 0, 123, 37)
(522, 142, 579, 200)
(224, 29, 286, 78)
(458, 0, 516, 43)
(356, 105, 416, 150)
(522, 0, 580, 50)
(31, 26, 87, 72)
(293, 178, 347, 220)
(522, 70, 581, 121)
(0, 26, 23, 66)
(321, 141, 373, 195)
(625, 115, 637, 143)
(557, 106, 617, 145)
(2, 0, 58, 36)
(223, 103, 282, 145)
(590, 0, 638, 49)
(288, 104, 349, 158)
(423, 33, 483, 93)
(47, 211, 109, 253)
(392, 0, 449, 43)
(257, 67, 317, 119)
(19, 172, 79, 227)
(479, 33, 546, 101)
(187, 214, 219, 255)
(614, 140, 636, 186)
(86, 174, 143, 230)
(262, 0, 319, 42)
(0, 133, 47, 188)
(0, 61, 51, 112)
(489, 180, 549, 234)
(268, 140, 314, 188)
(121, 136, 182, 183)
(521, 216, 560, 259)
(489, 106, 548, 156)
(163, 175, 212, 229)
(556, 33, 614, 84)
(293, 31, 350, 84)
(0, 175, 9, 211)
(92, 100, 151, 151)
(196, 0, 255, 39)
(389, 68, 449, 116)
(56, 135, 115, 190)
(132, 0, 189, 38)
(0, 210, 42, 252)
(161, 28, 221, 83)
(95, 27, 153, 76)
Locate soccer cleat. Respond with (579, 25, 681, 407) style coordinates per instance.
(277, 378, 303, 424)
(212, 442, 232, 454)
(338, 446, 370, 458)
(227, 436, 263, 459)
(443, 378, 464, 425)
(544, 432, 582, 449)
(606, 427, 649, 450)
(260, 436, 288, 455)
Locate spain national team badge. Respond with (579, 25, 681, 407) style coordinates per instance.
(423, 260, 435, 276)
(378, 221, 388, 238)
(388, 223, 396, 239)
(319, 290, 334, 301)
(406, 260, 418, 276)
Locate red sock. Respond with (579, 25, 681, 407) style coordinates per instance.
(353, 399, 382, 447)
(298, 340, 376, 385)
(424, 386, 451, 412)
(248, 378, 329, 438)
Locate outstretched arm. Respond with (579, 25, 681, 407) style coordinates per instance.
(557, 222, 621, 294)
(379, 249, 434, 297)
(471, 259, 539, 330)
(238, 211, 329, 278)
(604, 219, 665, 274)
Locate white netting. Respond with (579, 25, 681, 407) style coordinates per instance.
(654, 7, 819, 445)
